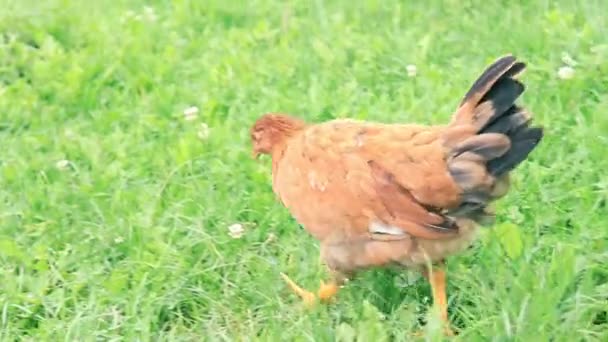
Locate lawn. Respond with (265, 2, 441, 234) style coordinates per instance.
(1, 0, 607, 340)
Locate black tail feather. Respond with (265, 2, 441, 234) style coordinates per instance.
(488, 127, 543, 177)
(477, 78, 525, 131)
(482, 106, 530, 135)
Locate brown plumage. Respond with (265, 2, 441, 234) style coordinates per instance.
(250, 55, 543, 334)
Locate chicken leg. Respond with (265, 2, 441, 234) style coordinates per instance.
(422, 261, 455, 336)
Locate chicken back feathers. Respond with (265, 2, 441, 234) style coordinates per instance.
(250, 55, 543, 271)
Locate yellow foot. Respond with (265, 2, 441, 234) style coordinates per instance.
(318, 281, 339, 302)
(280, 272, 339, 307)
(280, 272, 316, 307)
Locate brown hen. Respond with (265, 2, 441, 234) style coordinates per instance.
(250, 55, 543, 334)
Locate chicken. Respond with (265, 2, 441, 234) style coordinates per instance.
(250, 55, 543, 334)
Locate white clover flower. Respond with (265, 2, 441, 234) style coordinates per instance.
(120, 10, 137, 23)
(406, 64, 417, 77)
(55, 159, 70, 170)
(64, 129, 76, 139)
(265, 232, 277, 243)
(557, 66, 575, 80)
(197, 123, 210, 140)
(183, 106, 199, 121)
(561, 53, 577, 67)
(228, 223, 244, 239)
(143, 6, 158, 22)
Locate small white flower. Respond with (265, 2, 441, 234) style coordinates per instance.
(64, 129, 76, 139)
(265, 232, 277, 243)
(561, 53, 577, 67)
(120, 10, 137, 23)
(197, 123, 210, 140)
(143, 6, 158, 22)
(228, 223, 244, 239)
(114, 236, 124, 244)
(55, 159, 70, 170)
(557, 66, 575, 80)
(183, 106, 199, 121)
(406, 64, 417, 77)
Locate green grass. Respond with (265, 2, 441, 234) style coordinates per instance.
(1, 0, 607, 340)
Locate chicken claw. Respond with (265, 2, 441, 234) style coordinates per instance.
(280, 272, 316, 307)
(280, 272, 339, 307)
